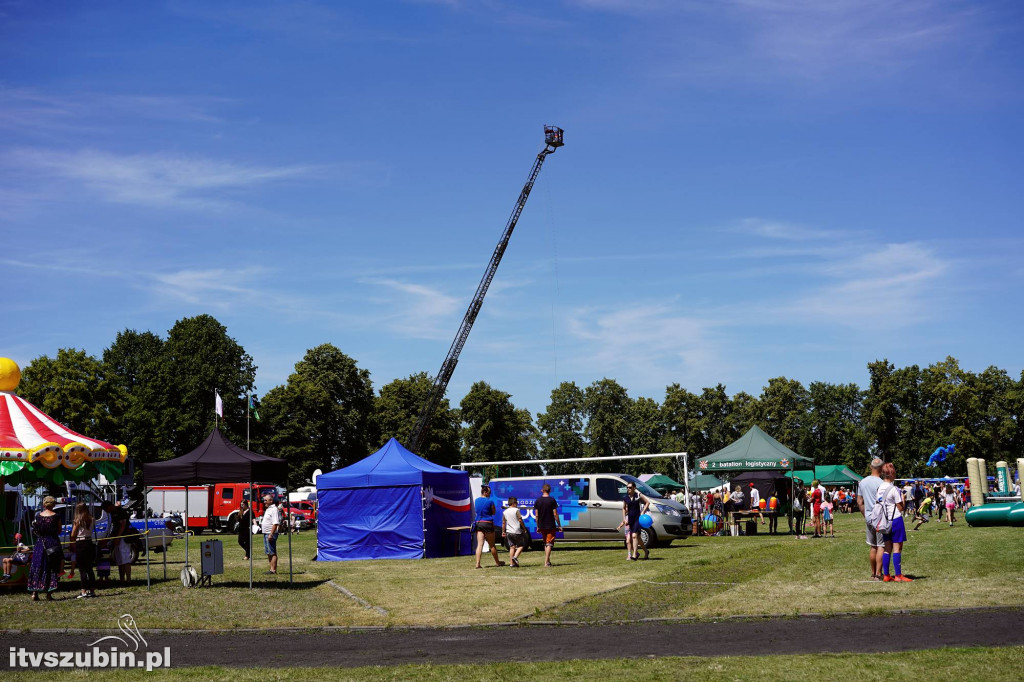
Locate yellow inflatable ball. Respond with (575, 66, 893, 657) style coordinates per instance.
(0, 357, 21, 392)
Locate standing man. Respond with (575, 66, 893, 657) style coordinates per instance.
(261, 493, 280, 575)
(748, 483, 763, 525)
(533, 483, 562, 568)
(857, 458, 885, 581)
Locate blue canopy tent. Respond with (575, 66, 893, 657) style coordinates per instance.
(316, 438, 473, 561)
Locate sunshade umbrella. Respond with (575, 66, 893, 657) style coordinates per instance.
(0, 358, 126, 485)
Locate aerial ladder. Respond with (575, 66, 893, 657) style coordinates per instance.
(408, 125, 565, 454)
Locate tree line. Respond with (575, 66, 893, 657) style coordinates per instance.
(18, 314, 1024, 489)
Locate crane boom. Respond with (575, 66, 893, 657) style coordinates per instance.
(408, 126, 564, 454)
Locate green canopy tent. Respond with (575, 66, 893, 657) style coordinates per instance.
(642, 474, 686, 494)
(696, 425, 813, 473)
(786, 465, 863, 486)
(689, 473, 726, 491)
(696, 426, 814, 534)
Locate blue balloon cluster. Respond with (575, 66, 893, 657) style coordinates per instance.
(927, 443, 955, 467)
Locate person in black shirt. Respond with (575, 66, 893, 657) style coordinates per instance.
(237, 500, 252, 561)
(533, 484, 562, 567)
(623, 482, 651, 561)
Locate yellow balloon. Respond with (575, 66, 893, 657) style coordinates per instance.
(0, 357, 21, 392)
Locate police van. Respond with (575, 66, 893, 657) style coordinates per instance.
(484, 474, 692, 548)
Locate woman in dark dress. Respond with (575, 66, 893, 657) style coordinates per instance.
(27, 496, 62, 601)
(237, 500, 252, 560)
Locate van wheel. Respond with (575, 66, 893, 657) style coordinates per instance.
(639, 527, 657, 549)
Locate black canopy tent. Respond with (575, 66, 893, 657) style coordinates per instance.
(730, 471, 791, 509)
(143, 428, 289, 588)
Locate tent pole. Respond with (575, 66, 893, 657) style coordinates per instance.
(185, 484, 189, 574)
(420, 486, 427, 559)
(249, 482, 253, 590)
(145, 494, 151, 591)
(682, 453, 690, 505)
(789, 463, 795, 535)
(287, 488, 293, 585)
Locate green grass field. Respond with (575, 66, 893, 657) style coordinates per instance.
(11, 647, 1024, 680)
(1, 512, 1021, 630)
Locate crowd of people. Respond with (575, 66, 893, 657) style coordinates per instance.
(0, 497, 138, 601)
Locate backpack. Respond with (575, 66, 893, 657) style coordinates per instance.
(868, 483, 895, 533)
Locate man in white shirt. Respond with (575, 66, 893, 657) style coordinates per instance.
(748, 483, 764, 524)
(261, 493, 281, 574)
(857, 458, 885, 581)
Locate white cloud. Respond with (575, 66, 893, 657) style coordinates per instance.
(564, 303, 728, 394)
(0, 88, 230, 132)
(734, 217, 836, 241)
(359, 278, 463, 339)
(572, 0, 996, 85)
(8, 148, 311, 209)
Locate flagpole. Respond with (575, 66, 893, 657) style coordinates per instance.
(247, 389, 251, 451)
(214, 389, 218, 430)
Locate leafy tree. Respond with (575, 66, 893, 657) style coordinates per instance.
(103, 330, 165, 462)
(804, 381, 868, 471)
(583, 378, 634, 471)
(157, 315, 255, 458)
(751, 377, 808, 451)
(727, 391, 759, 436)
(660, 383, 700, 457)
(536, 381, 586, 474)
(627, 396, 670, 478)
(257, 344, 375, 488)
(459, 381, 538, 478)
(18, 348, 113, 439)
(372, 372, 460, 466)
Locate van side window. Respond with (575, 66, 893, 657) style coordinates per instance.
(222, 488, 234, 500)
(596, 478, 625, 502)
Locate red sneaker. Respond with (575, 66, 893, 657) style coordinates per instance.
(882, 574, 893, 582)
(895, 575, 914, 582)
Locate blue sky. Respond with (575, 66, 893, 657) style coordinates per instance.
(2, 0, 1023, 418)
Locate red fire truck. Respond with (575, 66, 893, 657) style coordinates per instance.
(147, 483, 278, 533)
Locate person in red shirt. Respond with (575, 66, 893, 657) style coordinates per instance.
(810, 480, 824, 538)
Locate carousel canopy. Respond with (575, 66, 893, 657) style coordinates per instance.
(0, 357, 126, 484)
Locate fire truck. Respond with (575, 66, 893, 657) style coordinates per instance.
(146, 483, 278, 534)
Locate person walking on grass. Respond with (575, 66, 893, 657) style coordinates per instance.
(237, 500, 252, 561)
(70, 503, 97, 599)
(913, 493, 934, 530)
(791, 480, 805, 535)
(942, 484, 958, 526)
(821, 494, 835, 538)
(857, 458, 885, 581)
(533, 483, 562, 567)
(501, 496, 527, 568)
(261, 493, 280, 575)
(473, 485, 504, 569)
(878, 462, 912, 582)
(623, 482, 651, 561)
(810, 480, 823, 538)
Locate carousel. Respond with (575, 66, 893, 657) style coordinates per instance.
(0, 357, 128, 587)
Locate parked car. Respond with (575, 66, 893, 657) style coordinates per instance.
(284, 501, 316, 525)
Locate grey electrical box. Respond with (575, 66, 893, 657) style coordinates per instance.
(200, 540, 224, 576)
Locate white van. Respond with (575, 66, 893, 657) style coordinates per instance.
(485, 474, 692, 548)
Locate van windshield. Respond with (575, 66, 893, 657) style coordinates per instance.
(620, 475, 663, 499)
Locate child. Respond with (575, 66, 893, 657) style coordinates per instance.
(943, 484, 957, 526)
(913, 494, 933, 530)
(821, 496, 835, 538)
(615, 519, 632, 559)
(501, 497, 528, 568)
(1, 535, 31, 582)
